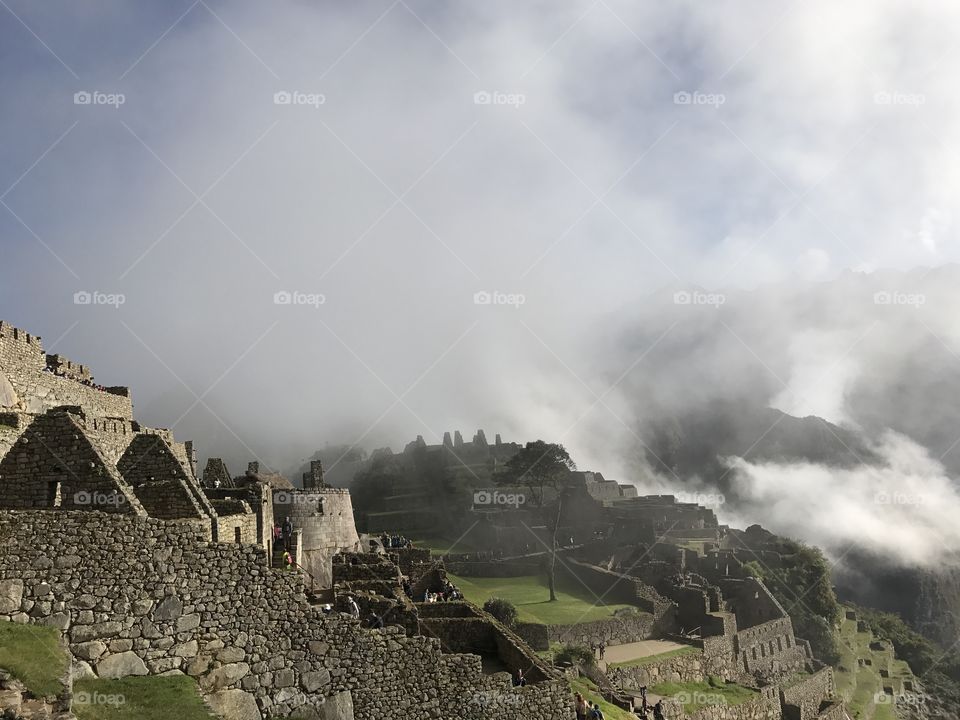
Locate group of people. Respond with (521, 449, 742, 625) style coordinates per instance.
(573, 692, 606, 720)
(592, 642, 607, 660)
(637, 687, 665, 720)
(422, 578, 463, 603)
(379, 533, 412, 549)
(43, 365, 111, 392)
(273, 517, 295, 552)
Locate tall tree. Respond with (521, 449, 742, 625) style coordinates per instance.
(495, 440, 576, 602)
(494, 440, 576, 507)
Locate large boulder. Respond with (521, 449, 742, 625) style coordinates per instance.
(200, 662, 250, 692)
(300, 691, 354, 720)
(0, 580, 23, 614)
(0, 372, 18, 409)
(205, 689, 261, 720)
(96, 651, 148, 679)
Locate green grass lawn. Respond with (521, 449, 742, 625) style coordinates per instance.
(609, 645, 700, 669)
(73, 676, 214, 720)
(412, 537, 477, 554)
(0, 620, 68, 697)
(570, 677, 636, 720)
(448, 573, 637, 625)
(651, 678, 757, 713)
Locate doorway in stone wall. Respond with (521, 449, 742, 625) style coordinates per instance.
(235, 526, 242, 544)
(47, 480, 61, 507)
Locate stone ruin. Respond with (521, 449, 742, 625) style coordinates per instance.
(0, 322, 573, 719)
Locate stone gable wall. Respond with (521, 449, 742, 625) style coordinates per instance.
(0, 510, 573, 720)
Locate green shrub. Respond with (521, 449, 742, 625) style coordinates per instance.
(554, 643, 595, 667)
(483, 597, 518, 627)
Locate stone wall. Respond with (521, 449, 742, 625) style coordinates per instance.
(0, 510, 574, 720)
(275, 489, 361, 588)
(678, 694, 782, 720)
(0, 322, 133, 420)
(779, 668, 835, 720)
(515, 612, 655, 651)
(606, 647, 707, 690)
(0, 410, 146, 515)
(735, 617, 809, 678)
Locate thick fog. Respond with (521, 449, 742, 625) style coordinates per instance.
(3, 2, 960, 563)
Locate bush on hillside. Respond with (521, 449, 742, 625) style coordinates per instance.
(554, 643, 595, 667)
(483, 597, 518, 627)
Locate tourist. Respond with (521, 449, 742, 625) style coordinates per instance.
(588, 701, 604, 719)
(346, 595, 361, 620)
(598, 642, 605, 660)
(513, 669, 526, 687)
(574, 692, 587, 720)
(366, 612, 384, 629)
(282, 551, 293, 570)
(653, 700, 664, 720)
(282, 516, 293, 550)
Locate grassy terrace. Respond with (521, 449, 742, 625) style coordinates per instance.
(0, 620, 68, 697)
(73, 676, 214, 720)
(608, 645, 700, 669)
(651, 679, 758, 714)
(447, 573, 636, 625)
(835, 610, 914, 720)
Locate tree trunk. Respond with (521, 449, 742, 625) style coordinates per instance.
(548, 494, 563, 602)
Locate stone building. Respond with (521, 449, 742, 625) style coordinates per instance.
(0, 321, 255, 544)
(0, 321, 578, 719)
